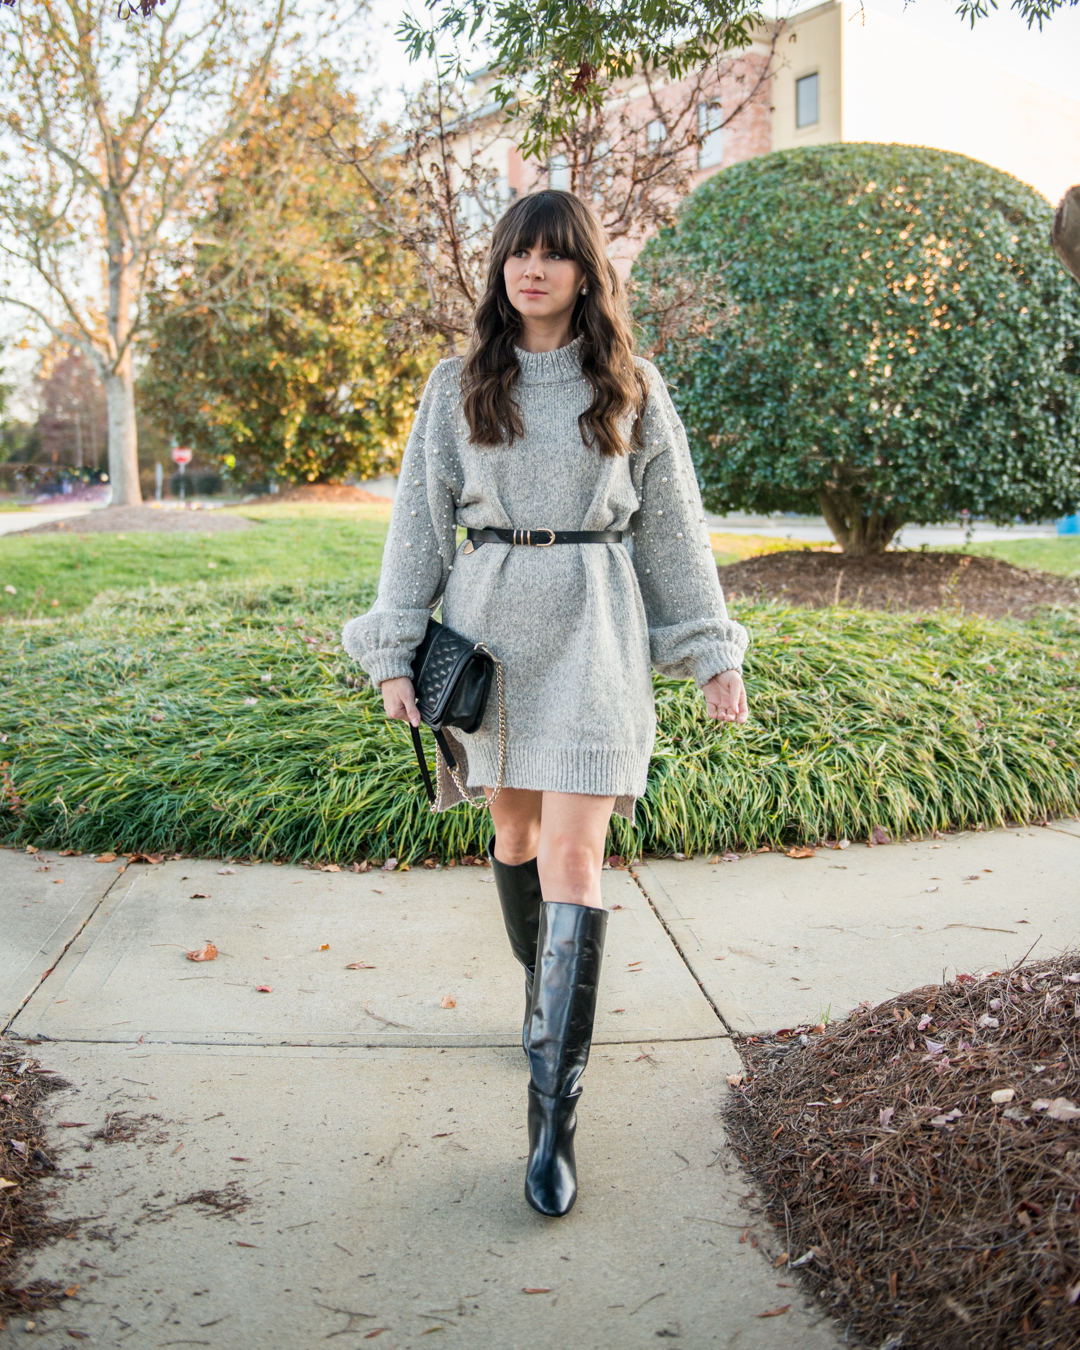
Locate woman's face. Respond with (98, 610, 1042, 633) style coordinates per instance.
(503, 241, 587, 326)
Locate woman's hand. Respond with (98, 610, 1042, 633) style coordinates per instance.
(702, 670, 748, 724)
(381, 676, 421, 728)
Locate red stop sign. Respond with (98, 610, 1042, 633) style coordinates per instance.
(171, 446, 193, 465)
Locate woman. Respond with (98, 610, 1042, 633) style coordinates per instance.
(343, 190, 749, 1218)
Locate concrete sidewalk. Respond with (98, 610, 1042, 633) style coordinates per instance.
(3, 826, 1076, 1348)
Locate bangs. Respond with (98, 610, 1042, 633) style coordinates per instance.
(499, 192, 581, 261)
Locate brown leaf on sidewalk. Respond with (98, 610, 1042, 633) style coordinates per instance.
(256, 985, 272, 993)
(95, 852, 117, 863)
(522, 1287, 551, 1294)
(869, 825, 891, 846)
(64, 1284, 81, 1297)
(189, 892, 211, 899)
(319, 943, 330, 951)
(440, 995, 456, 1008)
(345, 962, 376, 970)
(786, 846, 815, 859)
(757, 1305, 790, 1318)
(185, 941, 218, 962)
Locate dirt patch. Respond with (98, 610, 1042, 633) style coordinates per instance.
(719, 549, 1080, 619)
(11, 505, 254, 535)
(728, 953, 1080, 1350)
(270, 483, 388, 505)
(91, 1112, 170, 1147)
(0, 1040, 74, 1323)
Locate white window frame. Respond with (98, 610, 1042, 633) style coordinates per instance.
(796, 72, 819, 129)
(697, 101, 724, 169)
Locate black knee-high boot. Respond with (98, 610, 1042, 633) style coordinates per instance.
(488, 846, 543, 1051)
(524, 901, 607, 1218)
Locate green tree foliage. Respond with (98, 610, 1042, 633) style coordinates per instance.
(401, 0, 1078, 152)
(142, 71, 435, 486)
(636, 144, 1080, 554)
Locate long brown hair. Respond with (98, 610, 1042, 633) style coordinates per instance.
(461, 190, 647, 457)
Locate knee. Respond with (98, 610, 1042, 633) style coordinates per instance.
(493, 822, 540, 866)
(542, 832, 600, 882)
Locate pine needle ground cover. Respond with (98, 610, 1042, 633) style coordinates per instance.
(1, 582, 1077, 861)
(728, 954, 1080, 1350)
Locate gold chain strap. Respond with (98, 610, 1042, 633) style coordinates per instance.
(436, 643, 507, 811)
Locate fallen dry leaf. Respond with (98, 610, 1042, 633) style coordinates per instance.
(95, 852, 117, 863)
(256, 984, 272, 993)
(757, 1305, 791, 1318)
(185, 941, 218, 962)
(869, 825, 891, 846)
(319, 943, 330, 951)
(189, 892, 211, 899)
(234, 1241, 257, 1248)
(440, 995, 457, 1009)
(57, 1122, 89, 1129)
(0, 1178, 17, 1189)
(217, 867, 236, 875)
(522, 1287, 551, 1294)
(64, 1284, 80, 1297)
(345, 962, 376, 970)
(230, 1156, 249, 1161)
(727, 1072, 745, 1087)
(786, 846, 815, 860)
(1044, 1097, 1080, 1121)
(382, 857, 398, 871)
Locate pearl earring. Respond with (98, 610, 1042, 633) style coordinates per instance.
(580, 286, 588, 296)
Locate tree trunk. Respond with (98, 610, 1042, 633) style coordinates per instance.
(817, 487, 901, 556)
(103, 350, 141, 506)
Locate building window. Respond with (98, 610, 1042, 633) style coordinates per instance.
(646, 118, 667, 147)
(698, 101, 724, 169)
(796, 73, 819, 129)
(548, 154, 570, 190)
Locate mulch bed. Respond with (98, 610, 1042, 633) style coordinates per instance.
(270, 484, 388, 504)
(0, 1040, 75, 1327)
(719, 550, 1080, 619)
(11, 505, 254, 535)
(727, 954, 1080, 1349)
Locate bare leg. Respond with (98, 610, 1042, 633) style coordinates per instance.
(484, 788, 615, 907)
(536, 792, 615, 909)
(486, 786, 543, 864)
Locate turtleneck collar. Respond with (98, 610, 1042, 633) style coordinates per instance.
(513, 334, 584, 385)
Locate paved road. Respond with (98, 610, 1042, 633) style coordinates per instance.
(4, 825, 1077, 1348)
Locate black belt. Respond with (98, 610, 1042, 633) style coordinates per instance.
(465, 527, 624, 550)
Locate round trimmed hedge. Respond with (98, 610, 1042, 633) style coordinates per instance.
(635, 144, 1080, 554)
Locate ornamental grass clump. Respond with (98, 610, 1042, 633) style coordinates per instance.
(728, 953, 1080, 1349)
(0, 581, 1077, 861)
(636, 144, 1080, 555)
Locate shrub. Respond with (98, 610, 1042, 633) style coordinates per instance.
(636, 144, 1080, 554)
(2, 582, 1078, 861)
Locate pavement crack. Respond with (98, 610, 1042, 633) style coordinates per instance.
(630, 869, 733, 1035)
(4, 868, 135, 1036)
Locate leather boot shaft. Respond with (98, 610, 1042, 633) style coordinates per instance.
(488, 848, 543, 973)
(526, 902, 608, 1103)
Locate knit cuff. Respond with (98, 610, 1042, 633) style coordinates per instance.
(693, 645, 745, 688)
(363, 653, 417, 688)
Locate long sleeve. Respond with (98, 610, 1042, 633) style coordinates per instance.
(341, 362, 460, 687)
(630, 365, 749, 685)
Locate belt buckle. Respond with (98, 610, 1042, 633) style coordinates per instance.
(534, 529, 555, 548)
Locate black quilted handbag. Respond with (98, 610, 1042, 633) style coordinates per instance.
(409, 618, 506, 808)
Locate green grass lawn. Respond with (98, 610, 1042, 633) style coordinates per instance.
(0, 505, 391, 618)
(943, 537, 1080, 577)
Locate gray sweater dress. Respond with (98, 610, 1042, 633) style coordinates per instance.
(342, 338, 749, 819)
